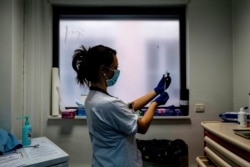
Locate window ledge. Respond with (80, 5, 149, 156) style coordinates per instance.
(48, 115, 190, 120)
(153, 116, 190, 119)
(48, 115, 86, 119)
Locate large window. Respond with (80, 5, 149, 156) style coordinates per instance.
(53, 6, 189, 116)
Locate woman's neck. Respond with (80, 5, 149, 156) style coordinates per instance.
(90, 82, 107, 92)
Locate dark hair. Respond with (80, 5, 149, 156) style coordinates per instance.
(72, 44, 116, 86)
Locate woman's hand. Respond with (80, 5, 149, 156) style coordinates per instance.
(154, 92, 169, 105)
(154, 74, 171, 94)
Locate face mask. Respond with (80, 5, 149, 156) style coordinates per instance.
(106, 69, 120, 87)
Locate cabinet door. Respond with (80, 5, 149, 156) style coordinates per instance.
(196, 156, 216, 167)
(204, 147, 231, 167)
(49, 162, 68, 167)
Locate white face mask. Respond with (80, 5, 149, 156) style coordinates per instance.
(106, 69, 120, 87)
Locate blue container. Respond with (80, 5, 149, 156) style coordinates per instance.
(219, 111, 250, 122)
(77, 108, 86, 116)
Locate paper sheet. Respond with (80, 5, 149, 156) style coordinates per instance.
(0, 153, 25, 167)
(23, 137, 61, 161)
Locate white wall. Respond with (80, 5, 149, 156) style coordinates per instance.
(2, 0, 249, 166)
(0, 0, 12, 132)
(0, 0, 24, 134)
(232, 0, 250, 110)
(182, 0, 233, 165)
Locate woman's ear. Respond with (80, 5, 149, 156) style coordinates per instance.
(100, 65, 108, 73)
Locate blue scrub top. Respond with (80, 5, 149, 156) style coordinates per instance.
(85, 88, 142, 167)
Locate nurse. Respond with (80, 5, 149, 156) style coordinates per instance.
(72, 45, 170, 167)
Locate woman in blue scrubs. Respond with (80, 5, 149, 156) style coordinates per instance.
(72, 45, 170, 167)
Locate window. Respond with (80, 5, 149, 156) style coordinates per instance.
(53, 6, 189, 116)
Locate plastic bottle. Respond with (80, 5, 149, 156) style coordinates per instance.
(17, 116, 32, 146)
(238, 107, 247, 128)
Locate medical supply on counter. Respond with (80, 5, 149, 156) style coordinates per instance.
(140, 106, 182, 116)
(17, 116, 32, 146)
(76, 101, 86, 116)
(238, 107, 247, 127)
(219, 111, 250, 122)
(61, 109, 76, 119)
(77, 108, 86, 116)
(219, 112, 238, 122)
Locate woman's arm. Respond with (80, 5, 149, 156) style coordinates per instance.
(137, 101, 158, 134)
(128, 90, 158, 134)
(131, 75, 171, 134)
(136, 92, 169, 134)
(130, 90, 157, 111)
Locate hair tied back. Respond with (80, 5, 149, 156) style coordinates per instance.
(72, 45, 87, 72)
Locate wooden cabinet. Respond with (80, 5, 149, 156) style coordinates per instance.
(197, 121, 250, 167)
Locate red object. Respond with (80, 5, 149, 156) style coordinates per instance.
(61, 110, 76, 119)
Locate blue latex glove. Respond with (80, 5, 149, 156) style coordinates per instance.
(154, 74, 171, 94)
(154, 92, 169, 105)
(0, 128, 22, 155)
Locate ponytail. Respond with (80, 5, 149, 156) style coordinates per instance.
(72, 45, 88, 86)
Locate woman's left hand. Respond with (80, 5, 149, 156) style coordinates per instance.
(154, 75, 171, 94)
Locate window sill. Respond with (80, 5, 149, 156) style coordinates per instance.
(48, 115, 190, 120)
(48, 115, 86, 119)
(153, 116, 190, 119)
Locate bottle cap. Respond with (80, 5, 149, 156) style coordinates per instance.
(164, 71, 169, 78)
(17, 115, 30, 125)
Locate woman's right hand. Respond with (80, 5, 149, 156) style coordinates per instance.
(154, 92, 169, 105)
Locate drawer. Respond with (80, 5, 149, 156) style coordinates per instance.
(204, 147, 231, 167)
(204, 136, 250, 167)
(196, 156, 216, 167)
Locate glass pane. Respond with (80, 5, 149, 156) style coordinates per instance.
(59, 20, 180, 107)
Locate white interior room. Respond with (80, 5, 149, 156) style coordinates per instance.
(1, 0, 250, 166)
